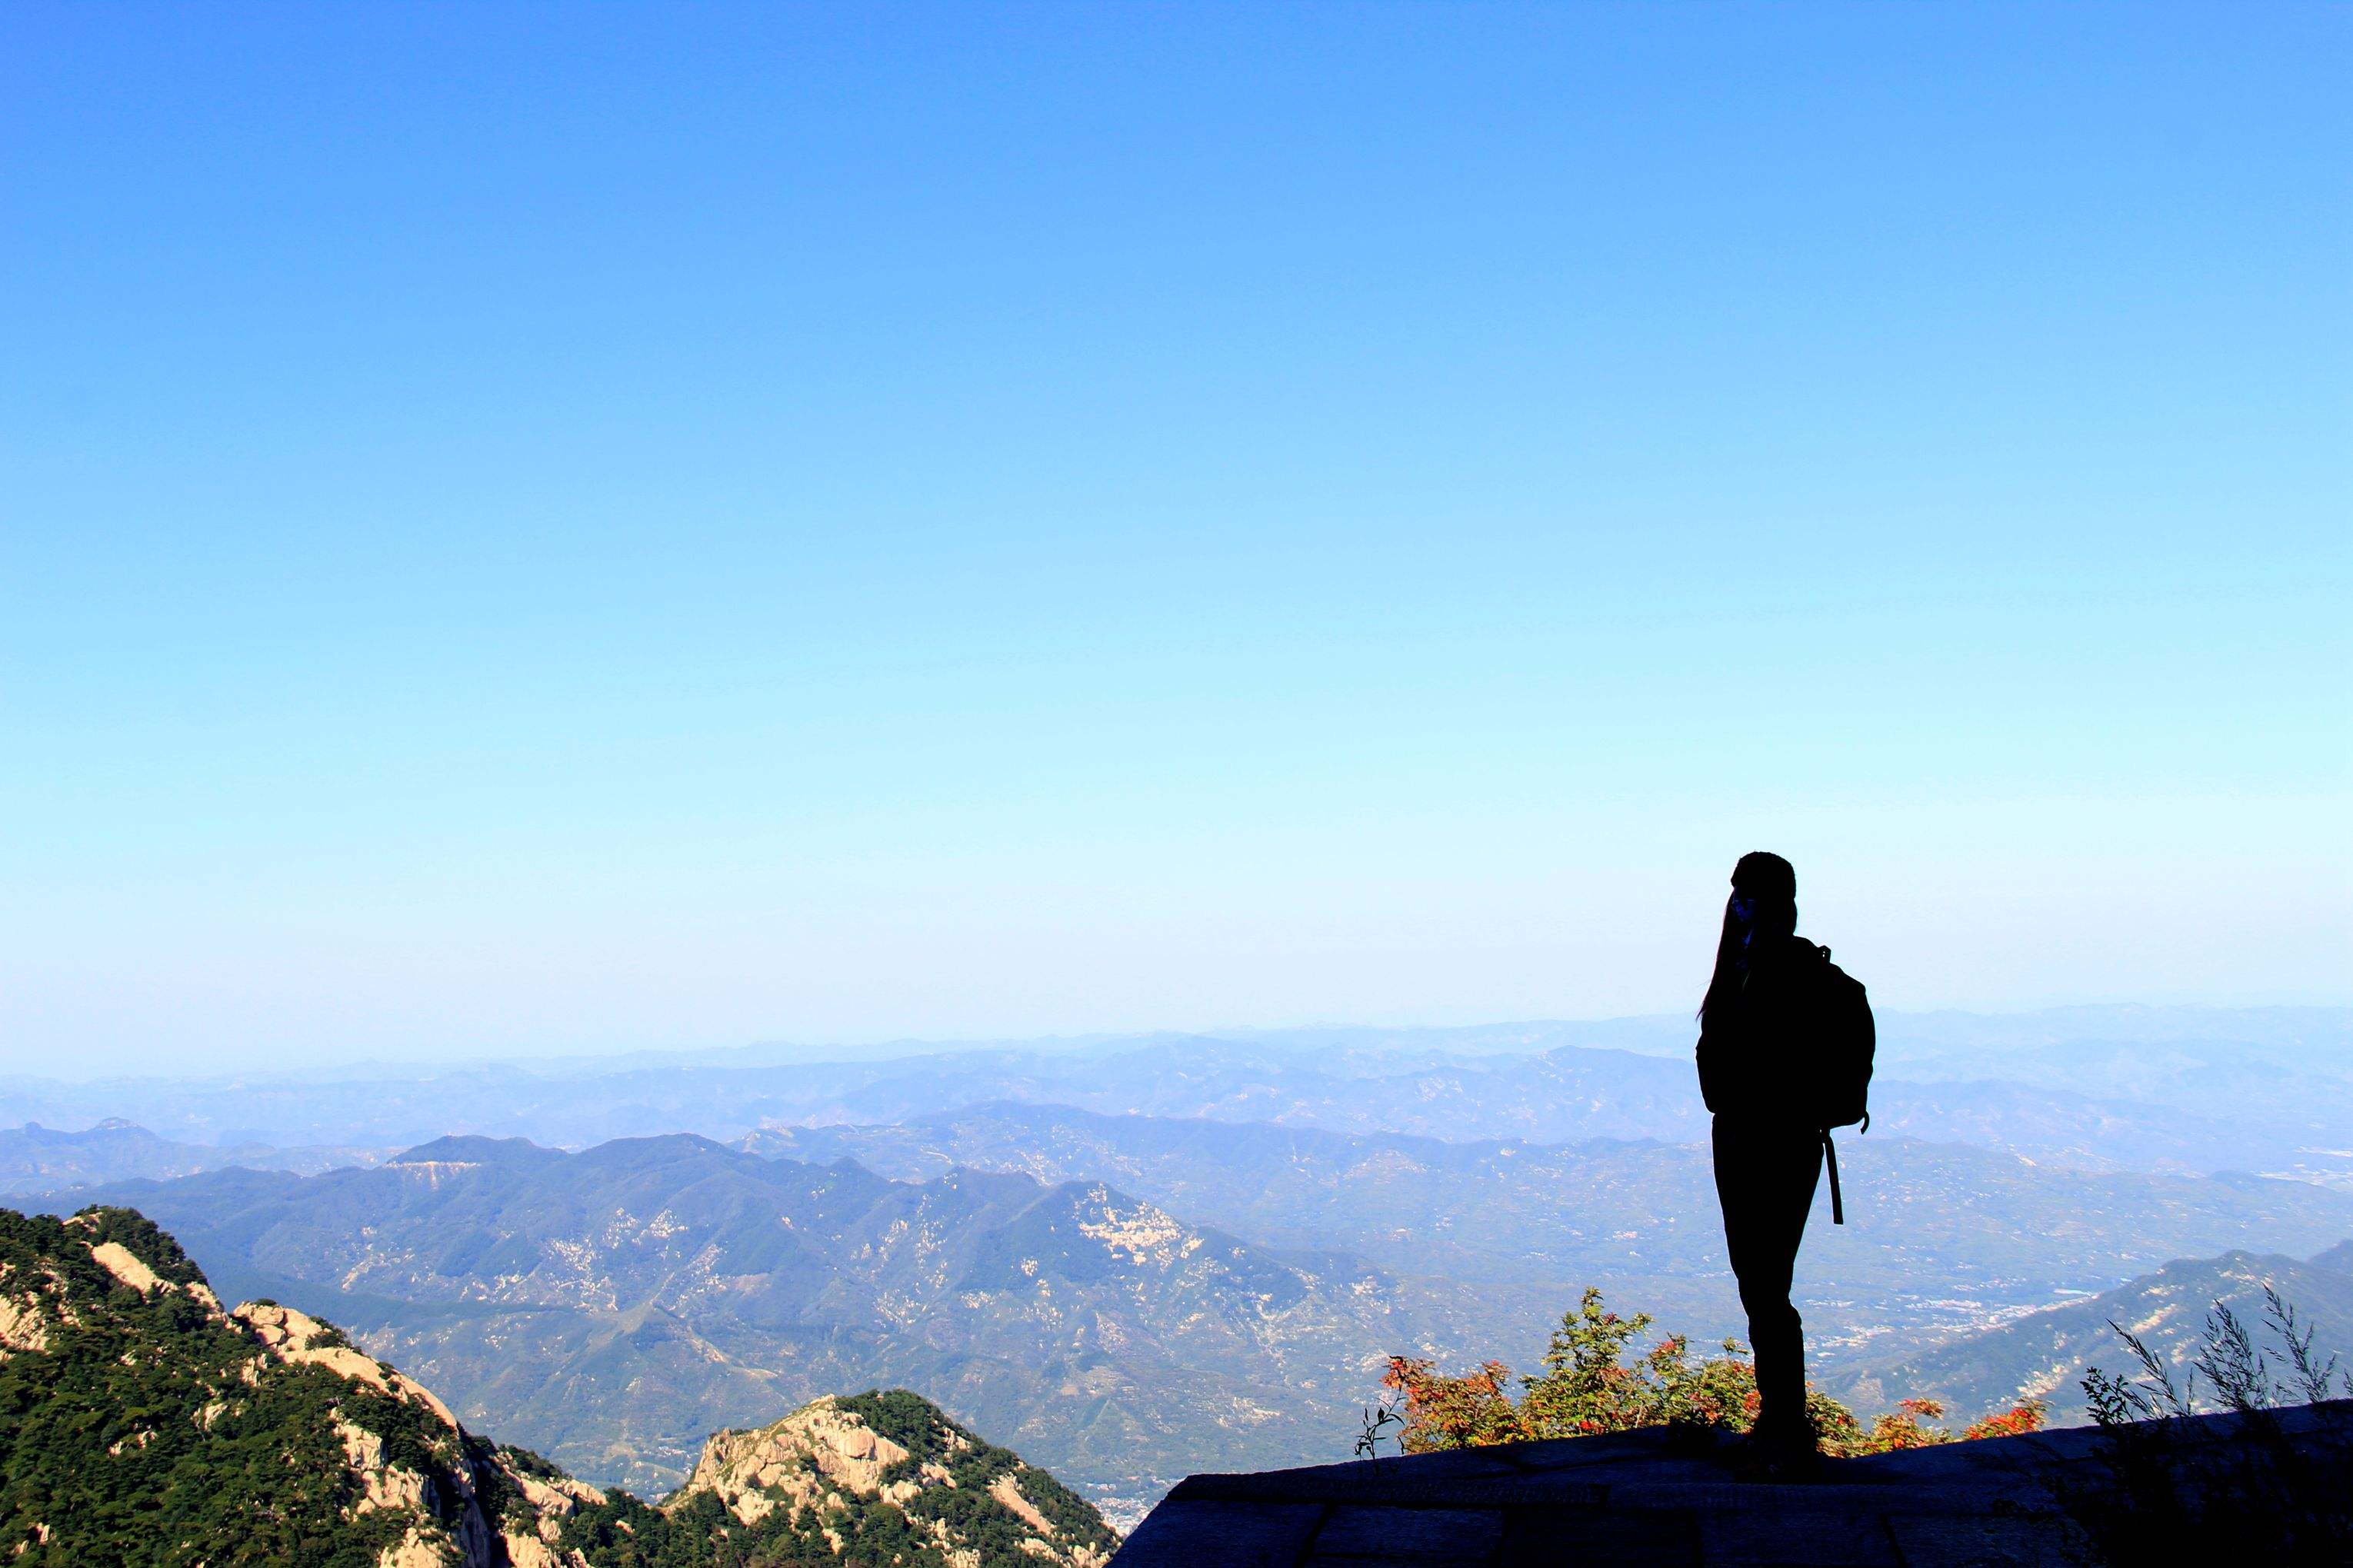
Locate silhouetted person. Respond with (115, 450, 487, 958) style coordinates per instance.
(1696, 851, 1874, 1471)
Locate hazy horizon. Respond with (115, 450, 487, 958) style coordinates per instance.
(2, 998, 2345, 1089)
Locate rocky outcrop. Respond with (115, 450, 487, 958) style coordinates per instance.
(223, 1294, 598, 1568)
(0, 1205, 1118, 1568)
(0, 1207, 596, 1568)
(667, 1391, 1118, 1567)
(682, 1397, 916, 1521)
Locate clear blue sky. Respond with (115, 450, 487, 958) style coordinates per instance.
(4, 3, 2346, 1074)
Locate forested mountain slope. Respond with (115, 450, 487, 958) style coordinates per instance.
(0, 1206, 598, 1566)
(0, 1205, 1115, 1567)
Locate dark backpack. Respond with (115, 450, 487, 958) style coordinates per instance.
(1807, 947, 1875, 1133)
(1803, 947, 1875, 1226)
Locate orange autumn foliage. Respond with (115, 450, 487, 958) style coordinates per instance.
(1378, 1287, 2045, 1460)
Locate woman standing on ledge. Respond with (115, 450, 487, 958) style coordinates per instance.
(1696, 851, 1841, 1473)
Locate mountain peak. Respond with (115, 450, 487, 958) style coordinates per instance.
(0, 1205, 594, 1566)
(385, 1133, 557, 1167)
(672, 1390, 1116, 1566)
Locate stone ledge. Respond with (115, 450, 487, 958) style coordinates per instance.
(1115, 1401, 2352, 1566)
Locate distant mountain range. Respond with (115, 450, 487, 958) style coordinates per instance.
(0, 1117, 392, 1197)
(48, 1137, 1421, 1518)
(4, 1007, 2344, 1180)
(0, 1205, 1113, 1566)
(7, 1005, 2346, 1522)
(42, 1113, 2353, 1516)
(1830, 1240, 2353, 1427)
(742, 1101, 2353, 1334)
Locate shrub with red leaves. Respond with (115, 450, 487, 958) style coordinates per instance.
(1377, 1287, 2045, 1458)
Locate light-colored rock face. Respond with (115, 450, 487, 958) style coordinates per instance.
(237, 1300, 331, 1349)
(382, 1159, 482, 1189)
(84, 1242, 595, 1568)
(683, 1397, 918, 1526)
(242, 1307, 472, 1545)
(989, 1473, 1054, 1536)
(338, 1420, 387, 1473)
(89, 1240, 168, 1294)
(75, 1235, 223, 1310)
(501, 1532, 567, 1568)
(237, 1300, 412, 1400)
(234, 1302, 458, 1427)
(512, 1469, 606, 1515)
(672, 1395, 1114, 1567)
(722, 1401, 904, 1483)
(1074, 1191, 1196, 1267)
(393, 1370, 461, 1428)
(257, 1290, 600, 1568)
(362, 1463, 434, 1516)
(376, 1527, 454, 1568)
(0, 1293, 51, 1355)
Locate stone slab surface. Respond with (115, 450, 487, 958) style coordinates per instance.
(1115, 1400, 2353, 1566)
(1312, 1506, 1503, 1560)
(1113, 1501, 1325, 1567)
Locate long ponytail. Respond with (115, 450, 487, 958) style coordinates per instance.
(1697, 887, 1797, 1023)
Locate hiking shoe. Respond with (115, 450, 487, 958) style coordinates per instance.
(1730, 1421, 1824, 1483)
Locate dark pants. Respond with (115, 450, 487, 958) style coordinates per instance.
(1711, 1117, 1824, 1435)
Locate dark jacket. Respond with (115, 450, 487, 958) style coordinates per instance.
(1696, 934, 1833, 1124)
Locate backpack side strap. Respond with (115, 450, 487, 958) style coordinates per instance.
(1823, 1130, 1845, 1226)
